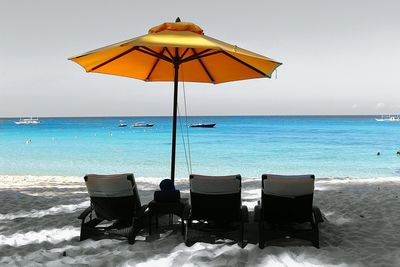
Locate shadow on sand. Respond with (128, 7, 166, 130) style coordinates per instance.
(1, 179, 400, 266)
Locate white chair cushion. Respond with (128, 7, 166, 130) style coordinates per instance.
(262, 174, 314, 197)
(190, 174, 240, 195)
(85, 173, 135, 197)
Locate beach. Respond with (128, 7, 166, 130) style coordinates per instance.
(1, 175, 400, 267)
(2, 0, 400, 265)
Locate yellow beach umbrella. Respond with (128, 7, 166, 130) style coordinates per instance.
(69, 18, 281, 183)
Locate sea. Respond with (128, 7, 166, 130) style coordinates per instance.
(0, 116, 399, 179)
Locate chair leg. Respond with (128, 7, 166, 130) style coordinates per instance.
(238, 220, 245, 248)
(128, 217, 145, 245)
(79, 218, 103, 241)
(184, 219, 194, 247)
(313, 238, 320, 248)
(258, 221, 265, 249)
(80, 221, 90, 241)
(311, 212, 320, 249)
(181, 218, 185, 236)
(128, 227, 140, 244)
(239, 205, 248, 248)
(148, 214, 152, 236)
(312, 222, 320, 248)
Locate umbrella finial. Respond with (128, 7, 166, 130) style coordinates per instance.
(175, 17, 181, 22)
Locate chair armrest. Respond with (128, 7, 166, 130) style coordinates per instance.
(241, 205, 249, 222)
(182, 203, 191, 220)
(254, 205, 261, 222)
(312, 206, 323, 223)
(78, 206, 93, 220)
(135, 204, 149, 218)
(148, 200, 156, 209)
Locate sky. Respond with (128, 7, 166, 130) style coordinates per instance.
(0, 0, 399, 117)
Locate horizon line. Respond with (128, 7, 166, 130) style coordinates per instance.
(0, 114, 392, 119)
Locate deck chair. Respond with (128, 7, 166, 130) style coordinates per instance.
(183, 174, 249, 248)
(78, 173, 148, 244)
(254, 174, 323, 248)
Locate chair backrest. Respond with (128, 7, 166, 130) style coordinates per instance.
(261, 174, 315, 222)
(84, 173, 141, 221)
(189, 174, 241, 222)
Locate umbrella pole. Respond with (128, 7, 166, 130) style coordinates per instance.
(170, 62, 179, 183)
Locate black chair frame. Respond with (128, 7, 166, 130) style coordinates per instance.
(254, 174, 323, 248)
(183, 174, 249, 248)
(78, 174, 148, 244)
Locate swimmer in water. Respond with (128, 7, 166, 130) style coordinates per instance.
(377, 152, 380, 156)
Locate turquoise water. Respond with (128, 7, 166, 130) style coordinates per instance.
(0, 116, 399, 179)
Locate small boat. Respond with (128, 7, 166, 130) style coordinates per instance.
(14, 117, 41, 125)
(133, 122, 154, 127)
(189, 123, 216, 128)
(375, 115, 400, 122)
(118, 120, 127, 127)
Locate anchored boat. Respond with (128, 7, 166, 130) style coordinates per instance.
(118, 120, 127, 127)
(133, 122, 154, 127)
(375, 115, 400, 122)
(14, 117, 41, 125)
(189, 123, 216, 128)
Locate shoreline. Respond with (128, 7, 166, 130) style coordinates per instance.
(2, 174, 400, 182)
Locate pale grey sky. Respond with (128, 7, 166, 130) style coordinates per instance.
(1, 0, 399, 117)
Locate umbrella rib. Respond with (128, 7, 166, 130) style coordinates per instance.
(181, 50, 221, 64)
(181, 49, 213, 63)
(191, 48, 215, 83)
(180, 48, 190, 59)
(221, 51, 269, 77)
(137, 47, 173, 63)
(88, 46, 139, 72)
(165, 48, 175, 61)
(146, 48, 166, 81)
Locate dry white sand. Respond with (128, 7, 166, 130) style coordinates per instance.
(1, 175, 400, 267)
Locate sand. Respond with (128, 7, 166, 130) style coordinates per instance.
(1, 175, 400, 267)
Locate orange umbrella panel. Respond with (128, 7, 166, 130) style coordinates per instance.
(69, 22, 281, 84)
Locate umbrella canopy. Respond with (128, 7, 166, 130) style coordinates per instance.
(69, 18, 282, 182)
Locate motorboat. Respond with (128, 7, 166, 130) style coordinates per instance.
(118, 120, 127, 127)
(133, 122, 154, 127)
(189, 123, 216, 128)
(14, 117, 41, 125)
(375, 115, 400, 122)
